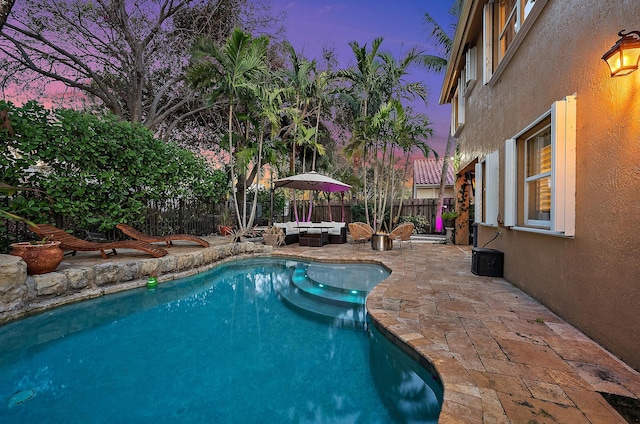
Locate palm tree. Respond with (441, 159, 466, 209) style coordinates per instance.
(241, 81, 285, 229)
(309, 69, 332, 172)
(188, 27, 269, 234)
(341, 39, 431, 230)
(338, 37, 385, 226)
(420, 0, 463, 233)
(389, 110, 433, 229)
(280, 42, 316, 175)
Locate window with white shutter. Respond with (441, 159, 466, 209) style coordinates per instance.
(504, 95, 576, 236)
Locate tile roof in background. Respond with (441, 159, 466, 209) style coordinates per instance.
(413, 158, 454, 186)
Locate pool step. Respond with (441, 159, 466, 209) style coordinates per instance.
(277, 264, 369, 329)
(291, 266, 367, 306)
(278, 284, 367, 330)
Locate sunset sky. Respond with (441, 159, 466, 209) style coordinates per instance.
(274, 0, 457, 157)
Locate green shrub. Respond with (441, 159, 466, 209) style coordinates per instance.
(399, 215, 430, 234)
(1, 101, 228, 230)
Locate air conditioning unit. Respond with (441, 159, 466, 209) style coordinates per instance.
(471, 248, 504, 277)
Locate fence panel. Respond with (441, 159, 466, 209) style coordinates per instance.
(2, 196, 455, 253)
(1, 198, 219, 254)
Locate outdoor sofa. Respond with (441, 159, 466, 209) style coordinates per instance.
(274, 221, 347, 245)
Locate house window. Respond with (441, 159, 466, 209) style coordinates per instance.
(484, 0, 543, 83)
(498, 0, 535, 61)
(498, 0, 518, 60)
(465, 46, 477, 94)
(451, 75, 465, 136)
(504, 95, 576, 236)
(525, 126, 551, 225)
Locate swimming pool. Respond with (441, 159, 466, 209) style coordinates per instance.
(0, 257, 443, 423)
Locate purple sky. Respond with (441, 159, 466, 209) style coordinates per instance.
(274, 0, 456, 157)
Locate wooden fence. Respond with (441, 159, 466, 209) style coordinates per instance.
(1, 197, 453, 253)
(283, 198, 454, 233)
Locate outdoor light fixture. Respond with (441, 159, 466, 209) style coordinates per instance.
(602, 30, 640, 77)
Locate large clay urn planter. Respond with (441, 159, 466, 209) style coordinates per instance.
(10, 241, 64, 275)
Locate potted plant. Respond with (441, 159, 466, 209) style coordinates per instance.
(2, 210, 63, 275)
(218, 208, 234, 236)
(10, 238, 64, 275)
(262, 226, 284, 247)
(442, 211, 458, 228)
(1, 184, 64, 274)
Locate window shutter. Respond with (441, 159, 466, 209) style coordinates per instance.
(465, 47, 477, 87)
(485, 150, 499, 226)
(450, 89, 457, 136)
(504, 139, 517, 227)
(457, 76, 465, 126)
(475, 162, 483, 223)
(483, 3, 494, 84)
(551, 95, 576, 236)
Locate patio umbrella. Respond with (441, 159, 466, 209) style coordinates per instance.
(273, 172, 351, 192)
(273, 172, 351, 222)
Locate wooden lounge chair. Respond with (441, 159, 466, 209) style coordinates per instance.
(389, 222, 414, 252)
(116, 223, 210, 248)
(30, 224, 168, 259)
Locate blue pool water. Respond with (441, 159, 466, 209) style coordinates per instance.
(0, 257, 443, 423)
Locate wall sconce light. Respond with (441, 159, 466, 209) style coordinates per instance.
(602, 30, 640, 77)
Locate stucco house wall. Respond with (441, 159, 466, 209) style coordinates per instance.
(442, 0, 640, 370)
(414, 186, 455, 200)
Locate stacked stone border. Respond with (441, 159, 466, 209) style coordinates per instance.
(0, 242, 273, 325)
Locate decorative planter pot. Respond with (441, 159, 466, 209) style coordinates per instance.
(10, 241, 64, 275)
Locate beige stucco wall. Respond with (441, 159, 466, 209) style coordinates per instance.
(455, 0, 640, 370)
(414, 186, 454, 199)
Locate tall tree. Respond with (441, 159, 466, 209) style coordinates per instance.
(420, 0, 463, 233)
(0, 0, 281, 135)
(337, 37, 384, 226)
(279, 42, 317, 175)
(188, 27, 269, 234)
(0, 0, 15, 31)
(340, 39, 430, 230)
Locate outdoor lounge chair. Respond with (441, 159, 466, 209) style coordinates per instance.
(389, 222, 414, 252)
(348, 222, 374, 249)
(116, 223, 210, 248)
(30, 224, 169, 259)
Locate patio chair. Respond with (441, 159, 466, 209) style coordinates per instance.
(116, 223, 210, 248)
(389, 222, 414, 253)
(30, 224, 169, 259)
(348, 222, 374, 249)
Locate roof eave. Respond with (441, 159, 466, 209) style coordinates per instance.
(439, 0, 479, 105)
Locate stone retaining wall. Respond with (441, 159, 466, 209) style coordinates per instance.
(0, 242, 272, 325)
